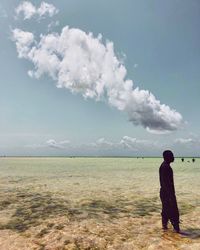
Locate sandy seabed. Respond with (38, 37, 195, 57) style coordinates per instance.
(0, 157, 200, 250)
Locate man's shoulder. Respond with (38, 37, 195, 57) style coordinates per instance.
(159, 161, 170, 172)
(160, 161, 168, 168)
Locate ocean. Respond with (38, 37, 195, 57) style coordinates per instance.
(0, 157, 199, 249)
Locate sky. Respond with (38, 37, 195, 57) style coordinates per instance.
(0, 0, 200, 156)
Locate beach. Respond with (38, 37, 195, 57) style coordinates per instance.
(0, 157, 200, 249)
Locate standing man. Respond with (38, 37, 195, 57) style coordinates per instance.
(159, 150, 180, 233)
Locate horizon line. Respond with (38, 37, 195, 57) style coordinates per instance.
(0, 155, 199, 158)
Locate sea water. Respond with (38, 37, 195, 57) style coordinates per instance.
(0, 157, 200, 249)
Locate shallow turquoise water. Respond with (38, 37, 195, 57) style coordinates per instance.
(0, 157, 199, 207)
(0, 157, 200, 249)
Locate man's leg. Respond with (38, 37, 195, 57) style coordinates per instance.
(169, 196, 180, 232)
(160, 194, 169, 230)
(162, 216, 169, 230)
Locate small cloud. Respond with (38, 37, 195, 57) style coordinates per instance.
(37, 2, 58, 18)
(133, 63, 138, 68)
(119, 135, 157, 151)
(46, 139, 70, 149)
(84, 136, 159, 153)
(15, 1, 58, 20)
(174, 138, 195, 144)
(173, 137, 200, 154)
(26, 139, 70, 149)
(96, 137, 113, 147)
(15, 1, 36, 20)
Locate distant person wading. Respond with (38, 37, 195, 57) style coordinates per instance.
(159, 150, 180, 233)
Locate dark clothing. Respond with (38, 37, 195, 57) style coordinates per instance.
(159, 161, 175, 197)
(159, 161, 180, 229)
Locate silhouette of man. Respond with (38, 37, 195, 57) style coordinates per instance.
(159, 150, 180, 232)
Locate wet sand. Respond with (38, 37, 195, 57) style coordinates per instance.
(0, 157, 200, 249)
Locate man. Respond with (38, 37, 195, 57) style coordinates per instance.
(159, 150, 180, 233)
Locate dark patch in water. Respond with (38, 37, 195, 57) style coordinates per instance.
(0, 191, 70, 232)
(133, 197, 160, 216)
(80, 199, 129, 218)
(179, 202, 195, 215)
(0, 189, 196, 234)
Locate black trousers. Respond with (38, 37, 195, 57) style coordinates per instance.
(160, 192, 179, 227)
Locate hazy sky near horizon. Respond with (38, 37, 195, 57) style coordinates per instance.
(0, 0, 200, 156)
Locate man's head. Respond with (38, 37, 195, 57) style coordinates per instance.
(163, 150, 174, 163)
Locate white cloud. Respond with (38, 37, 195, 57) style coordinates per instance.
(84, 138, 115, 151)
(119, 136, 158, 151)
(96, 137, 114, 147)
(86, 136, 159, 153)
(172, 137, 200, 156)
(15, 1, 36, 20)
(26, 139, 70, 149)
(174, 138, 197, 144)
(46, 139, 70, 149)
(24, 135, 174, 156)
(15, 1, 58, 20)
(12, 26, 183, 133)
(37, 2, 58, 18)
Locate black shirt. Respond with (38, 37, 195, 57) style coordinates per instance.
(159, 161, 175, 198)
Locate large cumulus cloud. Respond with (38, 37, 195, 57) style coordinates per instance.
(12, 26, 183, 133)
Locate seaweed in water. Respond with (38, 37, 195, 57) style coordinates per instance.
(0, 191, 70, 232)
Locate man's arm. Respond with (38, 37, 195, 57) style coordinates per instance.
(160, 167, 175, 198)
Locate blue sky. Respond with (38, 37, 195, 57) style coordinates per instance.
(0, 0, 200, 156)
